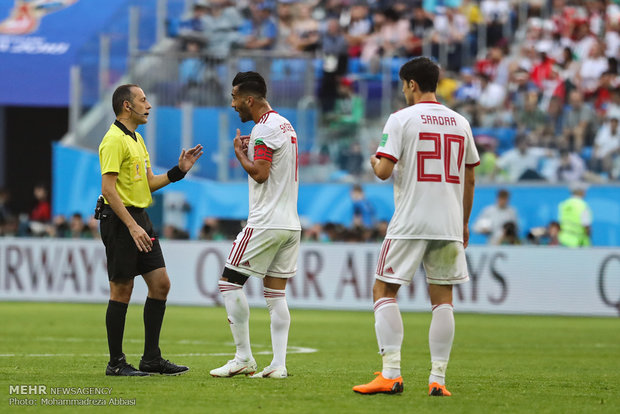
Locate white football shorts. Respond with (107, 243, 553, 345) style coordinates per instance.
(375, 238, 469, 285)
(225, 226, 301, 279)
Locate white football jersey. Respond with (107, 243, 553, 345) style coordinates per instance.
(246, 110, 301, 230)
(377, 102, 480, 241)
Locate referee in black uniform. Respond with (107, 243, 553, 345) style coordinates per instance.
(98, 84, 203, 376)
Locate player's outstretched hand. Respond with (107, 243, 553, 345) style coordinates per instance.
(179, 144, 204, 173)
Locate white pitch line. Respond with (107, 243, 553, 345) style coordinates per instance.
(0, 346, 317, 358)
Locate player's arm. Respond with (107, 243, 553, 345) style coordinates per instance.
(462, 165, 476, 248)
(370, 154, 395, 180)
(101, 172, 153, 252)
(147, 144, 204, 192)
(233, 128, 271, 184)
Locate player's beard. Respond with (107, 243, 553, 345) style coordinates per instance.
(236, 104, 252, 123)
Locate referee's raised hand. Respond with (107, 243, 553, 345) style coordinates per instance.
(178, 144, 204, 173)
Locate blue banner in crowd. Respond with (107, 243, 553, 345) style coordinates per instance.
(0, 0, 128, 106)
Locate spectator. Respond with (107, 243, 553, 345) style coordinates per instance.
(178, 38, 208, 104)
(480, 0, 511, 47)
(409, 6, 433, 57)
(346, 2, 373, 57)
(199, 217, 226, 240)
(576, 40, 609, 96)
(474, 135, 501, 182)
(29, 184, 51, 236)
(290, 2, 320, 53)
(593, 71, 618, 116)
(542, 95, 565, 138)
(30, 184, 51, 223)
(170, 0, 210, 40)
(497, 221, 521, 245)
(570, 20, 597, 61)
(555, 147, 587, 183)
(0, 188, 14, 235)
(495, 136, 547, 181)
(273, 0, 297, 54)
(69, 213, 92, 238)
(478, 72, 506, 110)
(240, 2, 277, 51)
(558, 182, 592, 247)
(591, 116, 620, 178)
(454, 67, 481, 104)
(562, 89, 596, 152)
(87, 216, 101, 240)
(350, 184, 376, 229)
(527, 220, 561, 246)
(326, 77, 364, 135)
(514, 90, 546, 135)
(319, 17, 348, 113)
(430, 6, 469, 71)
(51, 214, 70, 238)
(201, 0, 243, 59)
(473, 188, 519, 245)
(162, 224, 190, 240)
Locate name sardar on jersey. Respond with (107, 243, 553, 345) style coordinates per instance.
(279, 122, 294, 133)
(420, 114, 457, 126)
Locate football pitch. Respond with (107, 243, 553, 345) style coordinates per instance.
(1, 302, 618, 413)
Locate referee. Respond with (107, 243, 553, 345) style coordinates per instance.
(99, 84, 203, 376)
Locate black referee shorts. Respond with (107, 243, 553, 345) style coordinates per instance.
(100, 206, 166, 281)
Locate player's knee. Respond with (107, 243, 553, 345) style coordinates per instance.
(110, 280, 134, 302)
(372, 280, 399, 301)
(158, 277, 171, 296)
(221, 267, 249, 286)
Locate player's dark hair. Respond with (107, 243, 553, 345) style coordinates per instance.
(398, 57, 439, 93)
(112, 84, 139, 116)
(232, 71, 267, 99)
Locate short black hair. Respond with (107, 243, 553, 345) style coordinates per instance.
(112, 84, 139, 116)
(398, 57, 439, 93)
(232, 71, 267, 99)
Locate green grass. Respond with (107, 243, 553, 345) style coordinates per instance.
(1, 302, 619, 413)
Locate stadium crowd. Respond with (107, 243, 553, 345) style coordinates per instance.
(167, 0, 619, 182)
(1, 0, 617, 244)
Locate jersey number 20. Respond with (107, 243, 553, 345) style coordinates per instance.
(417, 132, 465, 183)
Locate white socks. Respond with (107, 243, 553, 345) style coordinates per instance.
(218, 280, 253, 362)
(374, 298, 403, 379)
(264, 287, 290, 368)
(428, 303, 454, 385)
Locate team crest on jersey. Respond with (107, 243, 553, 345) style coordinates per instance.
(380, 133, 388, 147)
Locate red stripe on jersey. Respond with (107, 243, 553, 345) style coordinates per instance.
(376, 152, 398, 163)
(232, 228, 253, 266)
(466, 161, 481, 167)
(254, 144, 273, 162)
(259, 110, 277, 124)
(417, 101, 442, 104)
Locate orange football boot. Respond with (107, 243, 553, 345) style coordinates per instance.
(428, 382, 452, 396)
(353, 372, 404, 395)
